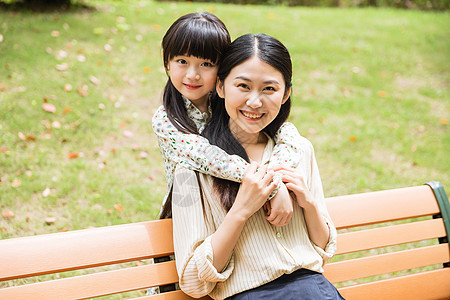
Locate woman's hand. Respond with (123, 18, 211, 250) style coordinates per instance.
(265, 182, 293, 226)
(272, 166, 315, 211)
(230, 162, 277, 221)
(273, 165, 330, 249)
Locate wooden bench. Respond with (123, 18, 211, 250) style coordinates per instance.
(1, 181, 449, 299)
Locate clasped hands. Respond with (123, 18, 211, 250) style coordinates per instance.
(234, 162, 313, 227)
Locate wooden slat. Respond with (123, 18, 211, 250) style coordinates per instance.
(326, 185, 439, 229)
(339, 269, 450, 300)
(0, 220, 174, 281)
(0, 261, 179, 300)
(135, 290, 212, 300)
(324, 243, 449, 283)
(335, 218, 446, 255)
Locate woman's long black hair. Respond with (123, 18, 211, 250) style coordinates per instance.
(202, 33, 293, 211)
(162, 12, 231, 134)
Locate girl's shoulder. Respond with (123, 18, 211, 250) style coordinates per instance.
(152, 105, 167, 121)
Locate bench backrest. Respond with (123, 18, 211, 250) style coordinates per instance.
(324, 181, 450, 300)
(0, 182, 448, 299)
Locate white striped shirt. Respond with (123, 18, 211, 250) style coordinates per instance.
(172, 136, 337, 300)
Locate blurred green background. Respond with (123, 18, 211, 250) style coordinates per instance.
(0, 0, 448, 239)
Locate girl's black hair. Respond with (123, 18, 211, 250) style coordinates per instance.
(202, 33, 293, 211)
(159, 12, 230, 219)
(162, 12, 231, 135)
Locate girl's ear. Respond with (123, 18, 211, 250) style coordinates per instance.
(216, 78, 225, 98)
(282, 86, 291, 104)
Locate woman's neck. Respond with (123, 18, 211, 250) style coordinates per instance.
(231, 129, 268, 163)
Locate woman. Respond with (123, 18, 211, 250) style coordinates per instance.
(169, 33, 342, 300)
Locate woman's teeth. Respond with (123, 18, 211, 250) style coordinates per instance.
(241, 111, 263, 119)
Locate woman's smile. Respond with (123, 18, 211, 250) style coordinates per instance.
(240, 110, 264, 120)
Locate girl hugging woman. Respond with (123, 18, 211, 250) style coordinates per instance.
(167, 33, 344, 300)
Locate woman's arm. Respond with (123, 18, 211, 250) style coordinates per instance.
(273, 139, 337, 260)
(211, 163, 277, 271)
(172, 164, 276, 296)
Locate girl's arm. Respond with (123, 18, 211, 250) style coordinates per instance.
(268, 122, 302, 169)
(153, 106, 246, 183)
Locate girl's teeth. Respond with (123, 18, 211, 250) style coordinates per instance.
(242, 111, 263, 119)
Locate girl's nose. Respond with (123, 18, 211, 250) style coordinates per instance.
(186, 66, 200, 80)
(246, 92, 263, 108)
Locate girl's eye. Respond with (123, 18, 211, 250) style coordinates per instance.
(201, 62, 214, 67)
(176, 59, 187, 64)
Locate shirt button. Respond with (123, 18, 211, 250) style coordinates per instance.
(276, 232, 282, 238)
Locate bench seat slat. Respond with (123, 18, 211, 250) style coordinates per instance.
(324, 243, 449, 283)
(335, 218, 446, 254)
(0, 220, 174, 281)
(0, 261, 179, 300)
(134, 290, 211, 299)
(326, 185, 439, 229)
(339, 268, 450, 300)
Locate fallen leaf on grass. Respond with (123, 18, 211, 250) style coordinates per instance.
(18, 132, 26, 140)
(51, 30, 60, 37)
(89, 75, 100, 85)
(377, 91, 387, 98)
(64, 84, 72, 91)
(143, 66, 151, 73)
(42, 103, 56, 113)
(56, 63, 68, 71)
(43, 187, 51, 197)
(349, 136, 358, 142)
(440, 118, 448, 125)
(0, 84, 6, 91)
(123, 130, 133, 138)
(78, 85, 88, 97)
(11, 179, 21, 187)
(2, 209, 14, 219)
(0, 147, 8, 152)
(63, 107, 71, 114)
(68, 152, 79, 159)
(114, 204, 124, 212)
(45, 217, 57, 225)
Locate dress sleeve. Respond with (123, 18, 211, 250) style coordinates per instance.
(304, 139, 337, 264)
(268, 122, 303, 169)
(152, 106, 246, 182)
(172, 167, 234, 298)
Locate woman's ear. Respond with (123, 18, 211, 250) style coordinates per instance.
(216, 78, 225, 99)
(282, 86, 291, 104)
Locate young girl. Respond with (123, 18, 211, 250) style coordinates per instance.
(152, 12, 303, 225)
(169, 34, 343, 300)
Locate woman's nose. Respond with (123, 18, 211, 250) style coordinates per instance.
(246, 92, 263, 108)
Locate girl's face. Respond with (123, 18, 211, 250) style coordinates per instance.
(216, 56, 290, 143)
(167, 55, 218, 107)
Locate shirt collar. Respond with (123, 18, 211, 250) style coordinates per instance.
(182, 95, 211, 131)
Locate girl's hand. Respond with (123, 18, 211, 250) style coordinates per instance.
(230, 162, 277, 221)
(272, 166, 315, 211)
(265, 182, 293, 226)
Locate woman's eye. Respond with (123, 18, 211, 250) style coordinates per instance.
(264, 86, 276, 92)
(237, 83, 249, 90)
(176, 59, 187, 64)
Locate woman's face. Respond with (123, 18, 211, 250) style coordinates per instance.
(216, 56, 290, 143)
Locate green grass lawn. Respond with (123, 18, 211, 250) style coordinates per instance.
(0, 0, 449, 240)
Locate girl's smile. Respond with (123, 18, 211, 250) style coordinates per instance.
(168, 55, 218, 110)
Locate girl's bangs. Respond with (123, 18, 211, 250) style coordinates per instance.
(170, 23, 225, 64)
